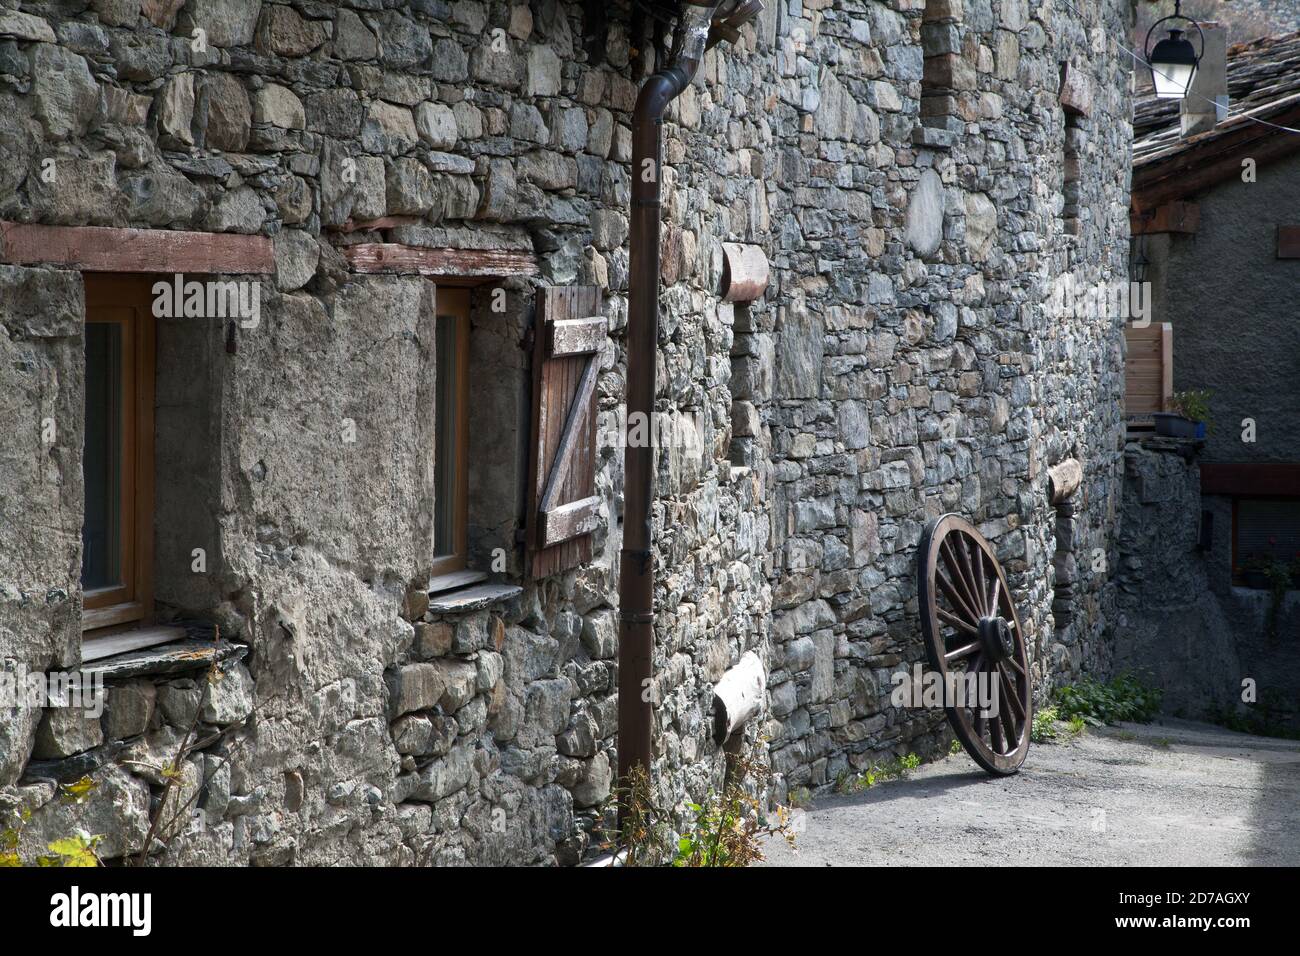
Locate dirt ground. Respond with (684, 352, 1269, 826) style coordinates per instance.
(761, 719, 1300, 866)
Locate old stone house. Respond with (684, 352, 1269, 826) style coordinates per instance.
(1116, 27, 1300, 732)
(1, 0, 1134, 866)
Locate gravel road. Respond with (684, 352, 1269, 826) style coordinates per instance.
(761, 719, 1300, 866)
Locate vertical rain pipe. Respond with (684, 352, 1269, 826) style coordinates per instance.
(617, 1, 721, 810)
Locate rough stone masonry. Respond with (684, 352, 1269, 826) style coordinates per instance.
(0, 0, 1134, 865)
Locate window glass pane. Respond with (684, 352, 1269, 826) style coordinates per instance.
(83, 323, 123, 590)
(1237, 499, 1300, 565)
(434, 315, 459, 557)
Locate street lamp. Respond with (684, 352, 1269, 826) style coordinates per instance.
(1145, 1, 1204, 100)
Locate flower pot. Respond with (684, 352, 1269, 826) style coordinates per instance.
(1242, 570, 1270, 590)
(1153, 413, 1199, 439)
(1194, 421, 1207, 440)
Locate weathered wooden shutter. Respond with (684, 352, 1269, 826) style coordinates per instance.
(525, 286, 605, 578)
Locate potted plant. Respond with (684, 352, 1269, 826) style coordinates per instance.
(1154, 389, 1212, 440)
(1241, 554, 1272, 591)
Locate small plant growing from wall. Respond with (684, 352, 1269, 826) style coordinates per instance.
(598, 750, 798, 867)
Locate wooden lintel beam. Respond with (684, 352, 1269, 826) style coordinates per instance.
(0, 222, 274, 274)
(1201, 463, 1300, 497)
(1131, 201, 1200, 236)
(343, 242, 539, 281)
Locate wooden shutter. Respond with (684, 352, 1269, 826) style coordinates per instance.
(525, 286, 605, 578)
(1124, 322, 1173, 420)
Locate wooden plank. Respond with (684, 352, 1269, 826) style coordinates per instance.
(549, 316, 606, 356)
(1130, 202, 1199, 236)
(1278, 225, 1300, 259)
(1160, 323, 1173, 412)
(82, 626, 185, 663)
(540, 495, 602, 547)
(344, 243, 538, 279)
(525, 286, 600, 578)
(0, 222, 274, 273)
(1200, 463, 1300, 497)
(537, 357, 599, 515)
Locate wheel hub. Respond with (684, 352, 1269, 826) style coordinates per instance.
(978, 615, 1015, 663)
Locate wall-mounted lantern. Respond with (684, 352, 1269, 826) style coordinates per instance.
(1145, 1, 1203, 100)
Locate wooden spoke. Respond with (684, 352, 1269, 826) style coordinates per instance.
(917, 514, 1032, 776)
(938, 607, 978, 637)
(941, 539, 984, 621)
(988, 704, 1006, 754)
(971, 539, 988, 617)
(997, 662, 1026, 722)
(936, 567, 981, 628)
(998, 690, 1019, 746)
(945, 640, 980, 662)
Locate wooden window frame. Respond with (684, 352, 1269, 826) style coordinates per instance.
(430, 287, 470, 578)
(82, 275, 155, 634)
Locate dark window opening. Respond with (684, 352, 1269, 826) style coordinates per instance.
(82, 275, 155, 635)
(432, 287, 471, 578)
(1233, 498, 1300, 589)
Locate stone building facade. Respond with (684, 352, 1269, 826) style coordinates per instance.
(0, 0, 1134, 866)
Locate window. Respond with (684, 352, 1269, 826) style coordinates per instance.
(1233, 498, 1300, 587)
(82, 276, 155, 633)
(432, 287, 470, 577)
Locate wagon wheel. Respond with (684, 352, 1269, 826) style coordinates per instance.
(917, 514, 1032, 775)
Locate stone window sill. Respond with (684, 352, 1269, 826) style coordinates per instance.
(427, 570, 521, 615)
(81, 634, 244, 680)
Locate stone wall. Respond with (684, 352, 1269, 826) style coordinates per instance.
(0, 0, 1133, 865)
(1112, 439, 1300, 731)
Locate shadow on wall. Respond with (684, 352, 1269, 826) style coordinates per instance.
(1112, 441, 1300, 733)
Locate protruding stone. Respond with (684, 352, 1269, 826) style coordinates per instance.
(30, 45, 99, 141)
(202, 73, 251, 151)
(361, 100, 418, 155)
(33, 705, 104, 759)
(179, 0, 261, 48)
(905, 168, 944, 258)
(0, 10, 56, 42)
(101, 681, 156, 739)
(415, 101, 457, 149)
(256, 4, 327, 57)
(205, 185, 266, 233)
(965, 191, 997, 261)
(253, 83, 305, 130)
(386, 663, 447, 717)
(274, 228, 319, 291)
(334, 8, 377, 60)
(158, 73, 195, 146)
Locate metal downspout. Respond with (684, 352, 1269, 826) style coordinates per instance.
(617, 1, 721, 812)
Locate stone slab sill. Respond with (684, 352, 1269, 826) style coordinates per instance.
(81, 639, 246, 680)
(427, 582, 523, 615)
